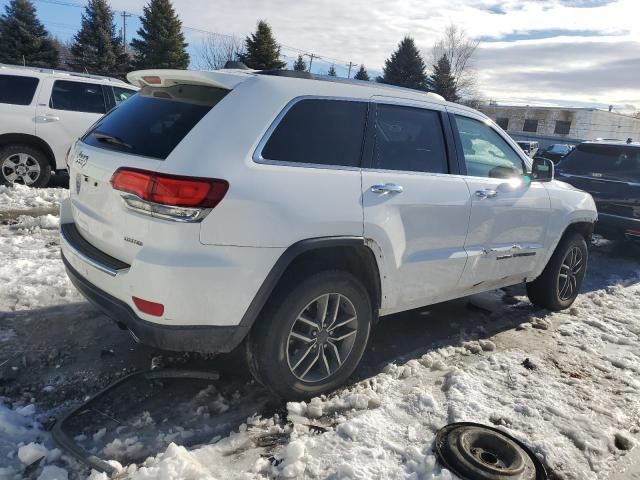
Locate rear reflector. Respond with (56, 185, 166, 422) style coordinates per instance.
(110, 168, 228, 208)
(132, 296, 164, 316)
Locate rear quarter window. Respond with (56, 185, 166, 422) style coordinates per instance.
(0, 74, 39, 105)
(82, 84, 228, 160)
(260, 98, 368, 167)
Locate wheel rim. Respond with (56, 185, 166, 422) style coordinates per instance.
(286, 293, 358, 383)
(558, 246, 583, 301)
(1, 153, 41, 185)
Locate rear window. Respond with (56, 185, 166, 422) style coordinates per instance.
(261, 99, 367, 167)
(82, 84, 228, 160)
(0, 74, 39, 105)
(560, 144, 640, 182)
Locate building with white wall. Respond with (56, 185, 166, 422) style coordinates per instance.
(478, 105, 640, 148)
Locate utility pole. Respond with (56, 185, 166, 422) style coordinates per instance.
(121, 11, 133, 51)
(346, 61, 355, 79)
(305, 53, 317, 73)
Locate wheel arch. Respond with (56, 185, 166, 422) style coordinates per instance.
(0, 133, 57, 170)
(236, 237, 382, 347)
(561, 220, 595, 244)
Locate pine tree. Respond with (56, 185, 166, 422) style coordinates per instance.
(0, 0, 58, 67)
(70, 0, 130, 77)
(327, 64, 337, 76)
(130, 0, 189, 69)
(293, 54, 306, 71)
(378, 36, 427, 90)
(427, 54, 459, 101)
(354, 64, 369, 81)
(238, 20, 285, 70)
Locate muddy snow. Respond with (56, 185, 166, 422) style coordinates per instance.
(1, 184, 639, 479)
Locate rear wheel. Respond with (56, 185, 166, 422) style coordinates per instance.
(0, 145, 51, 187)
(526, 232, 588, 310)
(246, 270, 372, 400)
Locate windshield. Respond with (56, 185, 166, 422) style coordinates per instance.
(560, 144, 640, 182)
(82, 84, 228, 160)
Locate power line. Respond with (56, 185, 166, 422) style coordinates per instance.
(29, 0, 363, 70)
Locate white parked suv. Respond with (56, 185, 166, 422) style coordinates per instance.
(0, 64, 136, 187)
(60, 68, 597, 399)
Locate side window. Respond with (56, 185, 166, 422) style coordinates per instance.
(0, 75, 39, 105)
(454, 115, 524, 179)
(112, 86, 136, 106)
(373, 104, 447, 174)
(261, 99, 367, 167)
(50, 80, 106, 114)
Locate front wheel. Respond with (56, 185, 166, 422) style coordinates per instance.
(246, 270, 372, 400)
(526, 232, 588, 311)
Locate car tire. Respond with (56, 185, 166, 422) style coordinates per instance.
(246, 270, 372, 400)
(0, 144, 52, 188)
(526, 232, 588, 311)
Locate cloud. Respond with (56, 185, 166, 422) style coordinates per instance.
(101, 0, 639, 108)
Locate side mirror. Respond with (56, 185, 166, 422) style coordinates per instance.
(530, 157, 554, 182)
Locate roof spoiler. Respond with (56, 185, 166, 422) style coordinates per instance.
(126, 69, 252, 90)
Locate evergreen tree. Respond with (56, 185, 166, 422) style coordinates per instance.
(0, 0, 58, 67)
(131, 0, 189, 69)
(378, 36, 427, 90)
(70, 0, 129, 77)
(238, 20, 285, 70)
(293, 54, 306, 71)
(427, 54, 459, 101)
(327, 64, 337, 76)
(354, 64, 369, 81)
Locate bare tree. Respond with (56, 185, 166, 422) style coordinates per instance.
(196, 33, 244, 70)
(432, 24, 479, 98)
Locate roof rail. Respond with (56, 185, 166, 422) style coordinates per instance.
(0, 63, 127, 83)
(255, 68, 446, 101)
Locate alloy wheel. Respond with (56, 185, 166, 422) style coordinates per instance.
(558, 246, 583, 301)
(286, 293, 358, 383)
(1, 153, 41, 185)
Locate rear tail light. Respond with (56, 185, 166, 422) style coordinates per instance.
(110, 168, 228, 222)
(132, 296, 164, 316)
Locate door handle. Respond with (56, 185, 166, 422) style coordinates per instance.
(475, 189, 498, 199)
(371, 183, 403, 194)
(35, 115, 60, 122)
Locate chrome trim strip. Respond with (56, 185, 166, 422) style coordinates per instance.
(60, 224, 129, 277)
(599, 212, 640, 223)
(558, 172, 640, 187)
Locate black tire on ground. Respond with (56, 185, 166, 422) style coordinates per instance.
(246, 270, 372, 400)
(526, 232, 589, 311)
(0, 144, 52, 188)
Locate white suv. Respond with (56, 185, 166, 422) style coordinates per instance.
(0, 64, 136, 187)
(60, 68, 597, 399)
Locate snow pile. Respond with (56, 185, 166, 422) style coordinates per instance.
(0, 213, 81, 311)
(0, 184, 67, 212)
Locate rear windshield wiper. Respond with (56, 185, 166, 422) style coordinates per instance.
(91, 131, 134, 151)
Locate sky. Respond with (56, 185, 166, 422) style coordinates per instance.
(5, 0, 640, 112)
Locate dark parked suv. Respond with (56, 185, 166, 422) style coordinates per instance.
(556, 140, 640, 241)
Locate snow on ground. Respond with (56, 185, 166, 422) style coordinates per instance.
(1, 184, 639, 479)
(0, 184, 67, 212)
(92, 276, 640, 480)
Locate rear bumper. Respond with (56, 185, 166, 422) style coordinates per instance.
(62, 254, 248, 353)
(597, 213, 640, 240)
